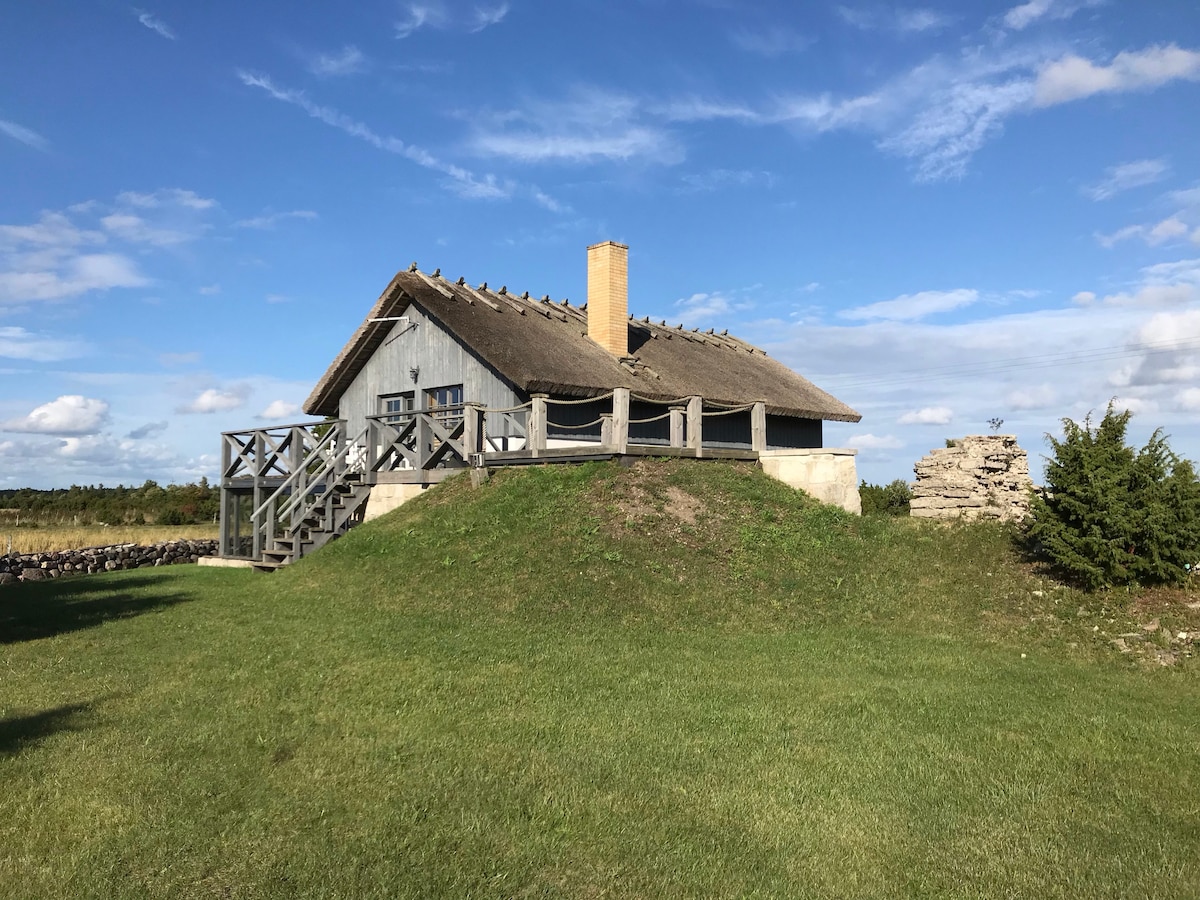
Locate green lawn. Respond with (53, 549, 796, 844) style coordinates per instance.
(2, 461, 1198, 898)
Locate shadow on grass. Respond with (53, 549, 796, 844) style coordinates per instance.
(0, 572, 195, 644)
(0, 701, 95, 755)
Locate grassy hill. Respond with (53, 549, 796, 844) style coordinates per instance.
(2, 460, 1198, 899)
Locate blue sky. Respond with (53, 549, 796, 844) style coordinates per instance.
(2, 0, 1199, 488)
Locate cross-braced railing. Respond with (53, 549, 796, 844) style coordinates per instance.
(220, 420, 370, 561)
(366, 405, 482, 473)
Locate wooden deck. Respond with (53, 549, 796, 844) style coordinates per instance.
(218, 391, 793, 565)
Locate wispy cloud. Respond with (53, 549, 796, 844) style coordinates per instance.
(238, 70, 513, 199)
(837, 6, 950, 35)
(257, 400, 301, 420)
(842, 288, 979, 322)
(1083, 158, 1170, 201)
(469, 88, 684, 165)
(730, 25, 812, 57)
(0, 118, 49, 151)
(1096, 216, 1190, 248)
(308, 45, 365, 77)
(679, 169, 776, 192)
(471, 3, 509, 32)
(1002, 0, 1100, 31)
(1034, 44, 1200, 106)
(136, 9, 176, 40)
(117, 189, 216, 210)
(234, 210, 318, 229)
(395, 1, 508, 38)
(0, 327, 88, 362)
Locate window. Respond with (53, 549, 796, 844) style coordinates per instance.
(426, 384, 463, 429)
(380, 392, 414, 424)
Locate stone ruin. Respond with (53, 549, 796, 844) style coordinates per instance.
(910, 435, 1034, 522)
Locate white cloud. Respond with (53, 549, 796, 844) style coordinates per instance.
(1002, 0, 1098, 30)
(198, 283, 221, 295)
(308, 45, 365, 77)
(1178, 388, 1200, 412)
(842, 288, 978, 322)
(238, 70, 513, 199)
(898, 406, 954, 425)
(847, 433, 905, 450)
(136, 10, 176, 40)
(1083, 158, 1170, 201)
(0, 252, 148, 303)
(0, 118, 49, 151)
(3, 395, 110, 435)
(233, 210, 318, 229)
(265, 293, 291, 304)
(257, 400, 301, 420)
(178, 385, 251, 414)
(101, 213, 194, 246)
(471, 89, 682, 165)
(1006, 384, 1057, 410)
(1097, 216, 1191, 249)
(0, 327, 88, 362)
(395, 1, 507, 38)
(116, 189, 215, 210)
(837, 6, 950, 34)
(470, 3, 509, 32)
(1035, 44, 1200, 106)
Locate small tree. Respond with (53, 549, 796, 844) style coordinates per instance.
(1027, 404, 1200, 590)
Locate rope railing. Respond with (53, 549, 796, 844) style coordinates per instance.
(629, 393, 692, 405)
(543, 392, 614, 406)
(545, 418, 604, 430)
(701, 404, 755, 417)
(628, 411, 673, 424)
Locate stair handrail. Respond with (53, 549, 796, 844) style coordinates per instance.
(273, 425, 369, 527)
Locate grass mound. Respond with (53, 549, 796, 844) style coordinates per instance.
(2, 460, 1198, 899)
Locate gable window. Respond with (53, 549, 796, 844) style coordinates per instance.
(426, 384, 463, 429)
(380, 392, 414, 424)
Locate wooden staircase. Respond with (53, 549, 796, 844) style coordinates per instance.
(253, 472, 372, 572)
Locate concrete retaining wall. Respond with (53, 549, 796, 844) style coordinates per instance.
(759, 448, 861, 515)
(0, 540, 218, 585)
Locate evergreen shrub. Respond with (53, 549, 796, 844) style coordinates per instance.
(1026, 404, 1200, 590)
(859, 479, 913, 516)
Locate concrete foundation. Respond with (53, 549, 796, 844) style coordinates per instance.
(197, 556, 255, 569)
(758, 448, 861, 515)
(363, 482, 430, 521)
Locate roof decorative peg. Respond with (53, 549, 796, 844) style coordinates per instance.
(432, 268, 441, 277)
(499, 286, 507, 294)
(479, 282, 487, 290)
(409, 262, 418, 272)
(457, 276, 466, 285)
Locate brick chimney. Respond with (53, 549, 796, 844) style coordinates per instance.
(587, 241, 629, 357)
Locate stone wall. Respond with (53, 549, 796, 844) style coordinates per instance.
(910, 435, 1033, 521)
(0, 540, 218, 585)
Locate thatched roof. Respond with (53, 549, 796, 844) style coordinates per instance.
(303, 266, 861, 423)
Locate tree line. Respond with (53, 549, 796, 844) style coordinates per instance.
(0, 479, 219, 527)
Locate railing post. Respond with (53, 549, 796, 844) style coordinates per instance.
(530, 395, 547, 457)
(612, 387, 630, 455)
(686, 396, 703, 457)
(600, 414, 613, 447)
(669, 406, 685, 448)
(463, 404, 482, 458)
(417, 414, 433, 468)
(751, 401, 767, 453)
(365, 417, 378, 473)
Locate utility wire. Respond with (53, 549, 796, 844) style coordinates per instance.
(812, 336, 1200, 391)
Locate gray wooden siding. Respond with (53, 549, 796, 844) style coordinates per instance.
(338, 304, 522, 437)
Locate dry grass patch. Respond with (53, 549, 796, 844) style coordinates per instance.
(5, 525, 218, 555)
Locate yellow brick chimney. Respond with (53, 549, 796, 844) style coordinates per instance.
(586, 240, 629, 357)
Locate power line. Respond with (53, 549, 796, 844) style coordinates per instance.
(811, 336, 1200, 391)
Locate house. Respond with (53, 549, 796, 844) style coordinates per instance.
(214, 242, 862, 568)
